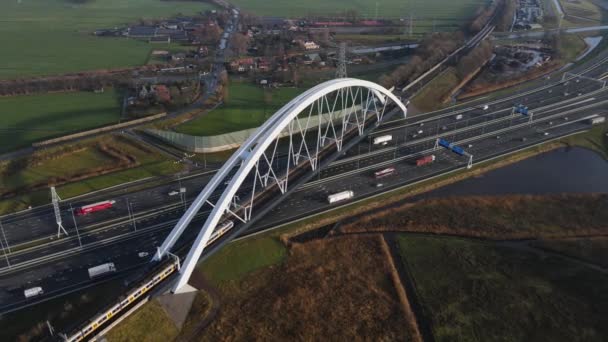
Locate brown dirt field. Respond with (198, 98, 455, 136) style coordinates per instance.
(195, 235, 418, 341)
(338, 194, 608, 240)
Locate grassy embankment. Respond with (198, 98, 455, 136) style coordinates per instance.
(0, 0, 211, 79)
(0, 135, 183, 214)
(104, 300, 179, 342)
(0, 91, 122, 153)
(411, 67, 460, 112)
(175, 82, 304, 136)
(398, 235, 608, 341)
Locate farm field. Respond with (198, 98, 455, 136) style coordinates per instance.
(231, 0, 488, 19)
(0, 0, 212, 79)
(560, 0, 604, 21)
(176, 83, 304, 136)
(398, 235, 608, 341)
(0, 90, 121, 153)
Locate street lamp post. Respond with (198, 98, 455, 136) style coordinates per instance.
(69, 204, 83, 249)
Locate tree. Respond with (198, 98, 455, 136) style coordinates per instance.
(231, 33, 250, 56)
(221, 84, 230, 104)
(345, 9, 359, 22)
(292, 68, 300, 87)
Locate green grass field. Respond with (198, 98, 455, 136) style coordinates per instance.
(0, 90, 121, 152)
(176, 83, 303, 136)
(398, 235, 608, 341)
(231, 0, 488, 20)
(0, 0, 212, 78)
(105, 300, 179, 342)
(199, 235, 287, 285)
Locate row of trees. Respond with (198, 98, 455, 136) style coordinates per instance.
(378, 32, 464, 89)
(0, 72, 132, 96)
(455, 40, 494, 80)
(468, 0, 517, 33)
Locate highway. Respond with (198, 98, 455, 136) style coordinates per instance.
(1, 50, 607, 315)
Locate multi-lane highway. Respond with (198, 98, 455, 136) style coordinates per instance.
(1, 49, 607, 316)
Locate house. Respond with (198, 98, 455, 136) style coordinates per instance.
(150, 36, 171, 44)
(128, 26, 157, 38)
(139, 85, 150, 99)
(258, 59, 271, 71)
(303, 41, 320, 50)
(303, 53, 321, 65)
(151, 50, 170, 56)
(230, 58, 255, 72)
(153, 85, 171, 103)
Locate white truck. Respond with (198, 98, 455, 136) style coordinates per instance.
(88, 262, 116, 279)
(24, 286, 44, 299)
(372, 135, 392, 145)
(327, 191, 354, 204)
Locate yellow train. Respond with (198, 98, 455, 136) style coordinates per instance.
(64, 220, 234, 341)
(64, 261, 178, 342)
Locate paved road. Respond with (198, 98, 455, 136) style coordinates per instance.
(1, 46, 607, 313)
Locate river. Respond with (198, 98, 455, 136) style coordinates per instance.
(419, 147, 608, 198)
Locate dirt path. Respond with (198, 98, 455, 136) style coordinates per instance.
(383, 233, 435, 342)
(496, 239, 608, 274)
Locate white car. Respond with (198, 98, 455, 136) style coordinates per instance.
(168, 190, 180, 196)
(138, 252, 149, 258)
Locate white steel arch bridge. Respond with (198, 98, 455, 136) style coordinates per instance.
(155, 78, 407, 292)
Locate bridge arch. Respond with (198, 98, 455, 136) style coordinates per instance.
(155, 78, 407, 292)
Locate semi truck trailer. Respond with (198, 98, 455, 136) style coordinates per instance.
(327, 191, 354, 204)
(88, 263, 116, 279)
(416, 155, 436, 166)
(74, 200, 116, 216)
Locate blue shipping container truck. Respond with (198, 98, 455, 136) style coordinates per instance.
(452, 146, 465, 155)
(438, 138, 452, 148)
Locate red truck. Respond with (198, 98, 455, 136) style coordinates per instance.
(416, 155, 436, 166)
(74, 200, 116, 216)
